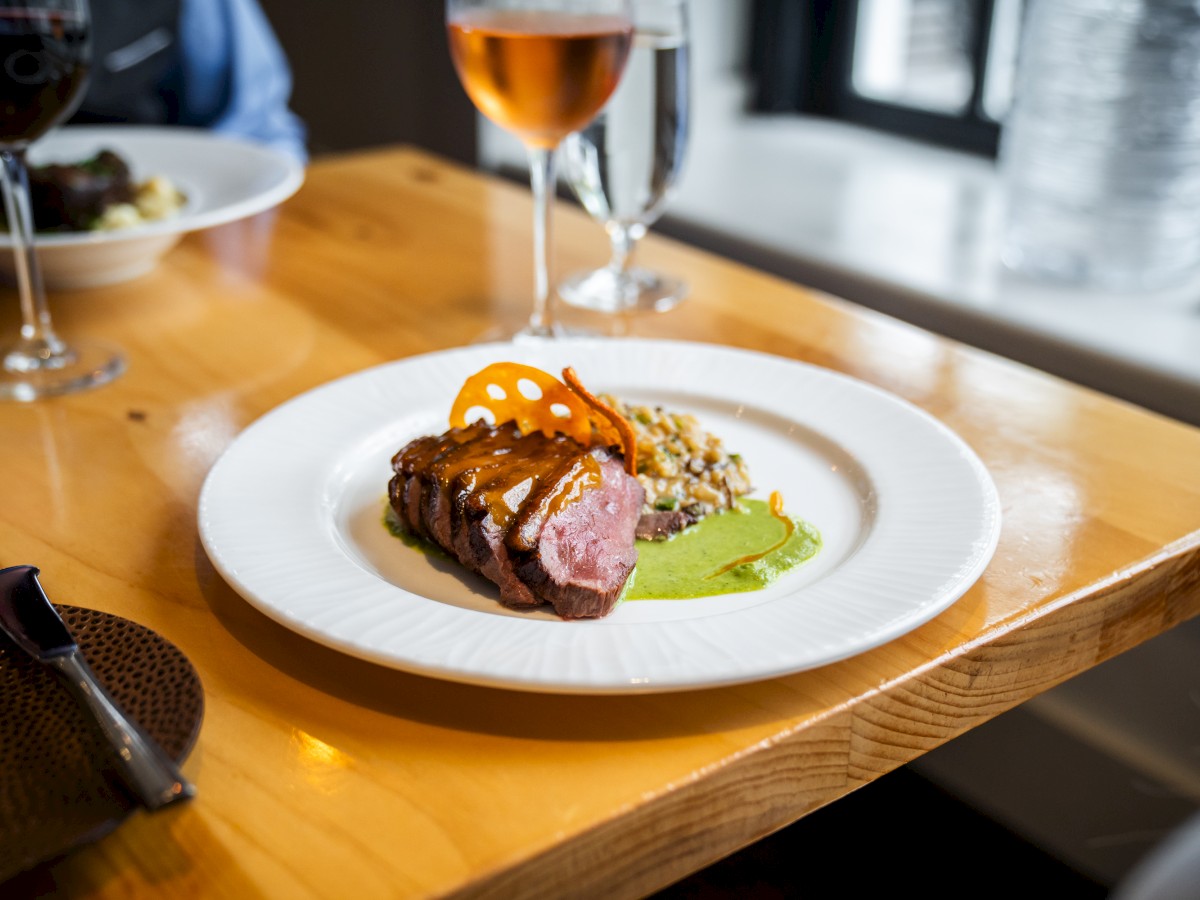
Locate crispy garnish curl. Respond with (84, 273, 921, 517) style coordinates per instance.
(562, 366, 637, 477)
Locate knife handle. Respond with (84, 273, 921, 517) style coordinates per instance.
(50, 650, 197, 811)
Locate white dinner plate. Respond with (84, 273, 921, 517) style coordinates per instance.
(198, 339, 1001, 694)
(1, 125, 305, 289)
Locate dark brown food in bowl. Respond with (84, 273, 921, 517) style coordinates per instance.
(26, 149, 135, 231)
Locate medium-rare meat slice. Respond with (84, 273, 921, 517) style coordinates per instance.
(421, 424, 527, 551)
(447, 433, 546, 606)
(511, 449, 643, 619)
(389, 422, 643, 618)
(454, 432, 586, 608)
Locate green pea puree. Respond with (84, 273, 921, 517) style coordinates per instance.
(625, 498, 821, 600)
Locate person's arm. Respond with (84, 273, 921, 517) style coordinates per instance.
(175, 0, 308, 163)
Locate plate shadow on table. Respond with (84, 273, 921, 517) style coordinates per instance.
(195, 541, 824, 742)
(194, 537, 992, 747)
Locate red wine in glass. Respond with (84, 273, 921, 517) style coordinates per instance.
(0, 7, 90, 143)
(0, 0, 125, 401)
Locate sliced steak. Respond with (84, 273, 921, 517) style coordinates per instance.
(388, 422, 643, 619)
(390, 422, 492, 539)
(512, 449, 643, 620)
(421, 424, 524, 550)
(465, 512, 539, 607)
(456, 432, 580, 608)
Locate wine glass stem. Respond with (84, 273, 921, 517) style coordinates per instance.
(607, 223, 636, 275)
(527, 144, 557, 337)
(0, 148, 67, 367)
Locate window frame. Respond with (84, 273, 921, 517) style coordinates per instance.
(750, 0, 1003, 157)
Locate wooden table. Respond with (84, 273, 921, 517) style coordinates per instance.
(3, 146, 1200, 898)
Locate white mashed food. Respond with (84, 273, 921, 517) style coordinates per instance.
(94, 175, 186, 231)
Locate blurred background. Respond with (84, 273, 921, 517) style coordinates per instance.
(259, 0, 1200, 894)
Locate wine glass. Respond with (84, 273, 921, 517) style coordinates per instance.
(0, 0, 122, 401)
(446, 0, 633, 339)
(559, 0, 690, 314)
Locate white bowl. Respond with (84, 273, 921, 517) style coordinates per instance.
(1, 125, 306, 290)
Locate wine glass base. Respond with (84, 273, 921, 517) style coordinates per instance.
(0, 341, 125, 401)
(558, 267, 688, 314)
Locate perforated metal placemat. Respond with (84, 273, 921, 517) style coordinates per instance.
(0, 605, 203, 883)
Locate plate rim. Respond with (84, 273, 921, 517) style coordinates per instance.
(198, 338, 1002, 694)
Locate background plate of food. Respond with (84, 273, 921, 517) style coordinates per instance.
(198, 339, 1002, 695)
(0, 125, 305, 289)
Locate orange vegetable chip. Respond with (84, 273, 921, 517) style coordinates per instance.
(449, 362, 593, 444)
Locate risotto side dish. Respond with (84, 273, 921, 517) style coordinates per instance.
(600, 395, 753, 523)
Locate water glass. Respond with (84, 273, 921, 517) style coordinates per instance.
(559, 0, 690, 314)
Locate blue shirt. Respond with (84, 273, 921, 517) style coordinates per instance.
(74, 0, 308, 164)
(175, 0, 308, 163)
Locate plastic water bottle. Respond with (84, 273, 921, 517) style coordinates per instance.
(999, 0, 1200, 290)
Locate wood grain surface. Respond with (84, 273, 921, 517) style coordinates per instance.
(2, 147, 1199, 899)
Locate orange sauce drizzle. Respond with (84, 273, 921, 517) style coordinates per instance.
(704, 491, 793, 579)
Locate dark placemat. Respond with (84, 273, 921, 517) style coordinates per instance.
(0, 605, 204, 883)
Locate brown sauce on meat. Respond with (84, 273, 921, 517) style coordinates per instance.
(507, 451, 603, 551)
(545, 453, 602, 517)
(395, 423, 489, 474)
(395, 422, 601, 531)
